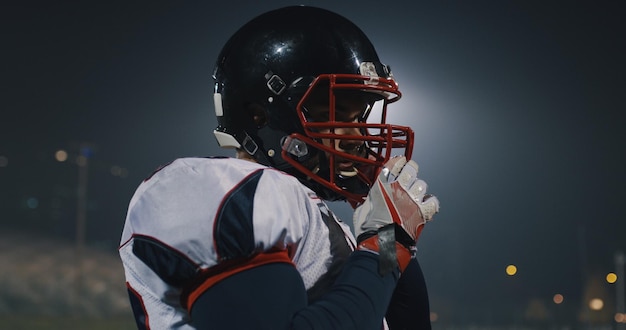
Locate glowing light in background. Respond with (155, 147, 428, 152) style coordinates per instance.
(506, 264, 517, 276)
(76, 155, 88, 167)
(26, 197, 39, 209)
(110, 165, 129, 178)
(553, 293, 564, 304)
(55, 150, 68, 162)
(0, 155, 8, 167)
(616, 312, 626, 323)
(606, 272, 618, 284)
(430, 312, 438, 322)
(589, 298, 604, 311)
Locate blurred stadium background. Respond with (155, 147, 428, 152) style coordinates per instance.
(0, 229, 135, 329)
(2, 1, 624, 329)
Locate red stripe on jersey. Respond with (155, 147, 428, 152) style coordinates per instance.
(185, 249, 294, 310)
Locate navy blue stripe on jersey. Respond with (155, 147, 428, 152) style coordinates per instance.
(305, 203, 352, 303)
(126, 282, 149, 329)
(132, 235, 199, 287)
(213, 169, 263, 260)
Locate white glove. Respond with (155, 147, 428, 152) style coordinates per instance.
(354, 156, 440, 242)
(353, 156, 439, 273)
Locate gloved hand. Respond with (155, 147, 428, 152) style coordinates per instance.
(353, 156, 439, 273)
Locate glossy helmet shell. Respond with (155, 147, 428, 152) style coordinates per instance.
(213, 6, 413, 205)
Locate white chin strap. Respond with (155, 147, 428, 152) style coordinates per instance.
(339, 168, 358, 177)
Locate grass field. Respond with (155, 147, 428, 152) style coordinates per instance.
(0, 316, 136, 330)
(0, 230, 136, 329)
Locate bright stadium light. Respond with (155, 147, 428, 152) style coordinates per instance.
(506, 264, 517, 276)
(589, 298, 604, 311)
(607, 272, 618, 284)
(55, 149, 68, 162)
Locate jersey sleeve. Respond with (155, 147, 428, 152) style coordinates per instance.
(385, 257, 432, 329)
(121, 158, 310, 267)
(190, 251, 400, 330)
(212, 167, 310, 261)
(119, 158, 312, 328)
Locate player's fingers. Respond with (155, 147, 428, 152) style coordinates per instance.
(420, 195, 440, 221)
(397, 160, 419, 189)
(407, 179, 428, 200)
(382, 156, 407, 182)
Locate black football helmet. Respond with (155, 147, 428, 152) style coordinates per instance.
(213, 6, 414, 206)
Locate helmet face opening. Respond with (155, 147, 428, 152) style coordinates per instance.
(281, 73, 414, 206)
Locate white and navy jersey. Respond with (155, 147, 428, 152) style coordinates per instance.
(119, 157, 356, 329)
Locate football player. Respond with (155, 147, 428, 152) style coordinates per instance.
(119, 6, 440, 329)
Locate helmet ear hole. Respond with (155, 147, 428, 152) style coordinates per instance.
(246, 103, 268, 128)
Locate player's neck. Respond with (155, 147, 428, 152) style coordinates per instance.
(235, 149, 257, 163)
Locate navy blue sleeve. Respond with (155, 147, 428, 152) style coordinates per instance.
(190, 251, 399, 330)
(385, 258, 432, 330)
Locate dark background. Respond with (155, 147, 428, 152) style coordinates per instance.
(2, 0, 624, 326)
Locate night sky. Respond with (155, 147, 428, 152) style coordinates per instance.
(2, 0, 625, 323)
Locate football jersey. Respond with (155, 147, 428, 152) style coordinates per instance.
(119, 157, 356, 329)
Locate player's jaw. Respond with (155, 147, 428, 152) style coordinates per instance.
(328, 138, 368, 178)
